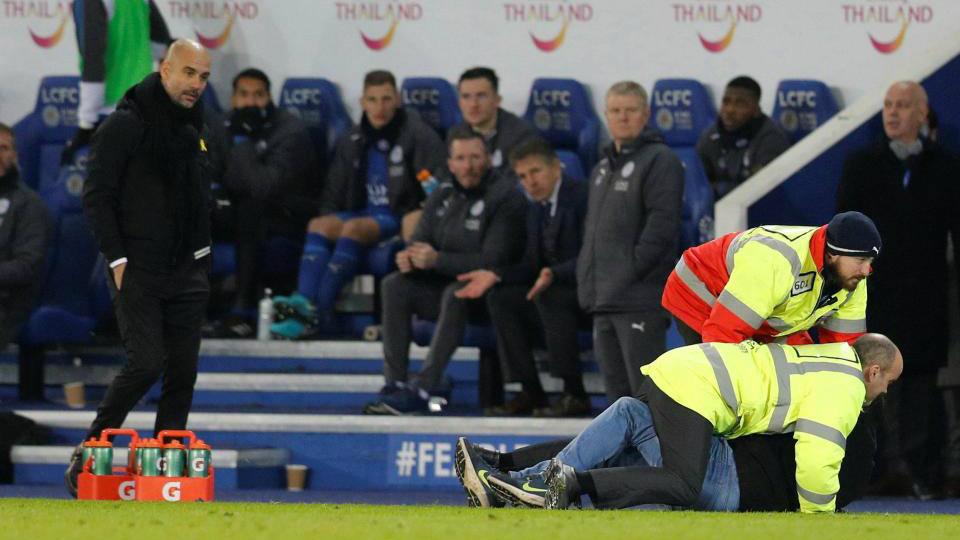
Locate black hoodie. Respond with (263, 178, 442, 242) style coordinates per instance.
(83, 72, 213, 273)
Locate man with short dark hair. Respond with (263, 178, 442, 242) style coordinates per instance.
(696, 76, 790, 199)
(0, 123, 51, 350)
(67, 40, 214, 496)
(838, 80, 960, 498)
(453, 67, 538, 174)
(206, 67, 320, 338)
(364, 127, 526, 415)
(455, 138, 589, 416)
(271, 70, 446, 339)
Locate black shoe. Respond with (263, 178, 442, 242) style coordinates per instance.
(454, 437, 504, 508)
(544, 458, 581, 510)
(64, 445, 82, 498)
(488, 470, 548, 508)
(485, 392, 546, 417)
(535, 394, 592, 418)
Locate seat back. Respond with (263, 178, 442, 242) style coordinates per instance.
(12, 76, 81, 191)
(401, 77, 462, 138)
(772, 79, 839, 144)
(523, 78, 601, 174)
(673, 147, 715, 251)
(650, 78, 717, 147)
(278, 78, 354, 169)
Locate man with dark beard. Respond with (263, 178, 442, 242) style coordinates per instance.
(661, 211, 880, 345)
(66, 39, 214, 496)
(696, 76, 790, 199)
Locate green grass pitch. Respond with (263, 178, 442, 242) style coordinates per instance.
(1, 499, 956, 540)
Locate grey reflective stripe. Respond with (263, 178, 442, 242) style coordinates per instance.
(675, 258, 716, 306)
(767, 345, 792, 433)
(797, 484, 837, 506)
(791, 361, 863, 380)
(717, 290, 764, 329)
(700, 344, 739, 414)
(750, 236, 802, 276)
(767, 317, 792, 332)
(820, 317, 866, 333)
(725, 233, 745, 273)
(795, 419, 846, 449)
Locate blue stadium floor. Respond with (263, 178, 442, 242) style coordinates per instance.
(2, 485, 959, 514)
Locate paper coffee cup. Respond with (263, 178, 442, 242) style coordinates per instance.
(63, 382, 85, 409)
(286, 464, 308, 491)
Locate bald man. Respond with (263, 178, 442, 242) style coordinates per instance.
(67, 40, 216, 496)
(838, 80, 960, 498)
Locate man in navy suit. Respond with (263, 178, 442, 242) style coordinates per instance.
(457, 138, 590, 416)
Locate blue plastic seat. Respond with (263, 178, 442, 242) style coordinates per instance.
(12, 76, 80, 191)
(401, 77, 462, 138)
(523, 78, 601, 176)
(278, 78, 353, 169)
(771, 79, 839, 144)
(651, 79, 718, 251)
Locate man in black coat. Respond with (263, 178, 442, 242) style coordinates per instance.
(207, 68, 320, 337)
(0, 123, 50, 349)
(456, 138, 590, 417)
(66, 39, 214, 496)
(364, 127, 526, 416)
(837, 80, 960, 498)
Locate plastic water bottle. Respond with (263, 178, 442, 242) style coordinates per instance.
(417, 168, 439, 196)
(257, 288, 274, 341)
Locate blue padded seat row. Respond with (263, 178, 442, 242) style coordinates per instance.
(278, 78, 353, 168)
(20, 149, 109, 346)
(772, 79, 839, 144)
(524, 78, 601, 177)
(12, 76, 81, 191)
(401, 77, 462, 138)
(650, 79, 717, 250)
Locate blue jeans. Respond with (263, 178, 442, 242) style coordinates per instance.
(512, 397, 740, 511)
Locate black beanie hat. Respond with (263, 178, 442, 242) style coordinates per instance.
(826, 211, 881, 258)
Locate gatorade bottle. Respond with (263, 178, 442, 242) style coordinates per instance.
(187, 439, 212, 478)
(417, 169, 439, 196)
(257, 288, 274, 341)
(138, 439, 163, 476)
(82, 438, 113, 476)
(162, 440, 187, 477)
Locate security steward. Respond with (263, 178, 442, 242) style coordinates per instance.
(663, 211, 880, 345)
(545, 334, 903, 513)
(66, 40, 214, 496)
(364, 126, 526, 415)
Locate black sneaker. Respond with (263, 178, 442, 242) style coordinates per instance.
(544, 458, 582, 509)
(488, 471, 548, 508)
(454, 437, 504, 508)
(64, 444, 82, 498)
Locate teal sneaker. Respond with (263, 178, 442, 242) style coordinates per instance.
(270, 319, 309, 340)
(273, 293, 317, 325)
(488, 470, 549, 508)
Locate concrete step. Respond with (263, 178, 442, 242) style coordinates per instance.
(13, 445, 289, 489)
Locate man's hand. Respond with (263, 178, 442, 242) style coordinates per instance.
(526, 267, 554, 300)
(396, 249, 414, 273)
(408, 242, 439, 270)
(455, 270, 499, 299)
(113, 262, 127, 290)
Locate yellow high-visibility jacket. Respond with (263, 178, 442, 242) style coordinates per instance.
(641, 340, 866, 513)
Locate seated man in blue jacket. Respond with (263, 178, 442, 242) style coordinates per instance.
(272, 70, 446, 338)
(456, 138, 590, 417)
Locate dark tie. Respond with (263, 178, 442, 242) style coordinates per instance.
(540, 201, 553, 229)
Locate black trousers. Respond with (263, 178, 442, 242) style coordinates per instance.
(86, 258, 209, 440)
(592, 311, 668, 401)
(588, 378, 714, 509)
(486, 283, 585, 393)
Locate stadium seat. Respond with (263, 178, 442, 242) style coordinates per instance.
(650, 79, 717, 250)
(12, 75, 80, 191)
(278, 78, 353, 169)
(200, 82, 222, 114)
(401, 77, 462, 138)
(20, 148, 108, 346)
(523, 78, 601, 176)
(771, 79, 839, 144)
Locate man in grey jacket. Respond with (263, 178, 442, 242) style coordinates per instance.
(577, 81, 684, 401)
(696, 76, 790, 199)
(364, 127, 527, 415)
